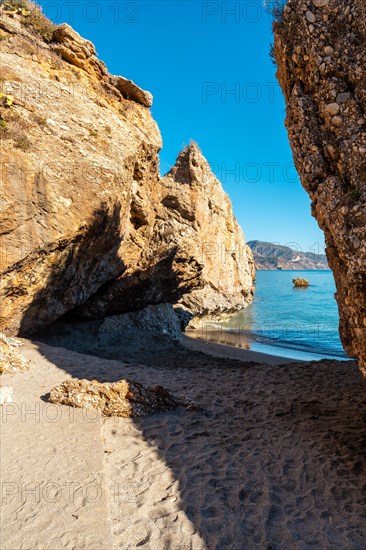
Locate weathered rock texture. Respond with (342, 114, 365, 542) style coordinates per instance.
(49, 378, 199, 417)
(0, 6, 254, 335)
(0, 334, 30, 374)
(76, 144, 255, 326)
(100, 304, 184, 341)
(274, 0, 366, 374)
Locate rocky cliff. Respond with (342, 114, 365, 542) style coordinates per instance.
(0, 4, 254, 335)
(274, 0, 366, 374)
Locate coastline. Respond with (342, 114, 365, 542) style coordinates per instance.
(184, 330, 350, 363)
(182, 334, 301, 365)
(199, 270, 347, 362)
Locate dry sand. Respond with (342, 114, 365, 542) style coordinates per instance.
(1, 334, 366, 549)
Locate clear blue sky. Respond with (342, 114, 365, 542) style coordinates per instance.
(38, 0, 325, 253)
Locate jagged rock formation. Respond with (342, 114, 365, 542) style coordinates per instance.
(76, 144, 255, 325)
(274, 0, 366, 374)
(49, 378, 199, 417)
(248, 240, 329, 270)
(0, 5, 254, 335)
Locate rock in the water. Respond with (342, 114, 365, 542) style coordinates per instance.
(49, 378, 199, 417)
(0, 9, 254, 336)
(293, 277, 309, 288)
(274, 0, 366, 375)
(0, 334, 30, 374)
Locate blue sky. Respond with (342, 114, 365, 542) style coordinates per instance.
(38, 0, 325, 253)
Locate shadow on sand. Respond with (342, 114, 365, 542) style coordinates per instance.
(31, 327, 366, 549)
(15, 206, 366, 548)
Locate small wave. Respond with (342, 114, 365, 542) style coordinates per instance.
(247, 331, 348, 359)
(199, 325, 348, 359)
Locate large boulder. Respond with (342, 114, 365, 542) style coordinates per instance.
(100, 304, 184, 341)
(274, 0, 366, 374)
(49, 378, 199, 417)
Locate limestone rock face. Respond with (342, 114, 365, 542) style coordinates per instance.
(49, 378, 199, 417)
(77, 144, 255, 325)
(161, 145, 255, 324)
(274, 0, 366, 374)
(53, 24, 153, 107)
(0, 7, 254, 335)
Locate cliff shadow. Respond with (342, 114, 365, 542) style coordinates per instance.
(18, 202, 125, 336)
(65, 246, 203, 320)
(16, 206, 366, 548)
(31, 328, 366, 548)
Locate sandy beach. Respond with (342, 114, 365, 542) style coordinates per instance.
(1, 332, 366, 550)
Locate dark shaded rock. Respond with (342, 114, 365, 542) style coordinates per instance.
(100, 304, 183, 341)
(174, 307, 194, 331)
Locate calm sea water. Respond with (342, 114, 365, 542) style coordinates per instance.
(221, 270, 347, 359)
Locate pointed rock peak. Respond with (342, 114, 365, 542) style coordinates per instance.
(165, 141, 214, 185)
(178, 141, 206, 164)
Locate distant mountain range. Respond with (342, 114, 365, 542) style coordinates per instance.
(247, 240, 329, 270)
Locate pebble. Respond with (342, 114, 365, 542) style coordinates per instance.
(306, 11, 316, 23)
(332, 116, 343, 127)
(313, 0, 328, 7)
(327, 143, 336, 157)
(337, 92, 351, 103)
(324, 46, 334, 55)
(326, 103, 340, 116)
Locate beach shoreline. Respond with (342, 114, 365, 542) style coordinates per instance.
(183, 331, 350, 364)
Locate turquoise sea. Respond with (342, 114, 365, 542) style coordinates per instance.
(204, 271, 348, 360)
